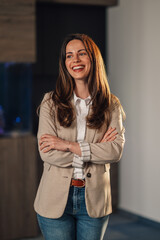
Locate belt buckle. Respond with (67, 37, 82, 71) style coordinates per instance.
(78, 179, 85, 188)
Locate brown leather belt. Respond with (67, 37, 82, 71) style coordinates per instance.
(71, 179, 85, 188)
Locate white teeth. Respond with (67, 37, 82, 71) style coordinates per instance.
(73, 66, 84, 70)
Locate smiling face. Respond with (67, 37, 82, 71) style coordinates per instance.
(65, 39, 91, 83)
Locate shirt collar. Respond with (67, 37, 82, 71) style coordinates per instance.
(73, 91, 92, 106)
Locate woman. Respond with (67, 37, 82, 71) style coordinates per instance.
(34, 33, 125, 240)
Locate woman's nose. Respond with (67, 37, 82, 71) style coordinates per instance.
(73, 54, 80, 62)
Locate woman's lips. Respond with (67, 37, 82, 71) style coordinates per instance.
(72, 65, 85, 71)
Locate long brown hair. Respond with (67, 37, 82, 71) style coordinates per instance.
(51, 33, 124, 129)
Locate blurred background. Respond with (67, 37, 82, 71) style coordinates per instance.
(0, 0, 160, 239)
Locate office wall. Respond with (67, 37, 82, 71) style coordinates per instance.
(107, 0, 160, 222)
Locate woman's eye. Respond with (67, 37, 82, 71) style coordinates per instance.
(66, 55, 72, 59)
(79, 52, 86, 56)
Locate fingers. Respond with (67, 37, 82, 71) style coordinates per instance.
(101, 127, 118, 143)
(39, 134, 55, 152)
(104, 127, 116, 137)
(40, 140, 55, 153)
(101, 127, 115, 141)
(105, 130, 117, 140)
(39, 134, 57, 146)
(39, 138, 49, 147)
(40, 141, 51, 151)
(41, 145, 52, 153)
(39, 134, 54, 145)
(106, 135, 117, 142)
(39, 134, 63, 152)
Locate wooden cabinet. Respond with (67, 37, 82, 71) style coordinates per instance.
(0, 134, 39, 240)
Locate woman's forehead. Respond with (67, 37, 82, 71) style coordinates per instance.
(66, 39, 85, 53)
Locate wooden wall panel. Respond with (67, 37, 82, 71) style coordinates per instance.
(0, 135, 39, 239)
(37, 0, 118, 6)
(0, 0, 36, 62)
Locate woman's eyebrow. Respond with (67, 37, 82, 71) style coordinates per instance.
(66, 49, 86, 54)
(78, 49, 86, 52)
(66, 51, 72, 55)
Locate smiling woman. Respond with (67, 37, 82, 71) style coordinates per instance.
(34, 33, 125, 240)
(65, 39, 91, 83)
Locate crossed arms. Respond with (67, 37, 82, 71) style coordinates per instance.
(37, 93, 125, 167)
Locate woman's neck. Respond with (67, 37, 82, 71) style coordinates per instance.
(74, 82, 90, 99)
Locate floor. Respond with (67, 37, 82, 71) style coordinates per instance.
(21, 210, 160, 240)
(104, 211, 160, 240)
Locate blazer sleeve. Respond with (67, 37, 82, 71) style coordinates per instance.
(87, 105, 125, 164)
(37, 93, 74, 168)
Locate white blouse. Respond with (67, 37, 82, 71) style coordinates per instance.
(72, 92, 92, 179)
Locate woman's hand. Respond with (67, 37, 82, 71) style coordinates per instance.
(39, 134, 69, 153)
(100, 127, 118, 143)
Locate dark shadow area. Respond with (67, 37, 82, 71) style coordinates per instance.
(0, 63, 32, 132)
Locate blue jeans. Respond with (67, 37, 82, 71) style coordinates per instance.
(37, 186, 109, 240)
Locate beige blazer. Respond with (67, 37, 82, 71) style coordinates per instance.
(34, 92, 125, 218)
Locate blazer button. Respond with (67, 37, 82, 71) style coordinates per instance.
(87, 173, 91, 178)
